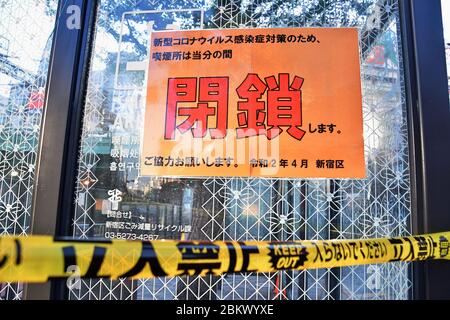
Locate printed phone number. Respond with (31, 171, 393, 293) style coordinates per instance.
(104, 232, 159, 241)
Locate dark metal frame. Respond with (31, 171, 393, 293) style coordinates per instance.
(399, 0, 450, 300)
(25, 0, 98, 300)
(27, 0, 450, 300)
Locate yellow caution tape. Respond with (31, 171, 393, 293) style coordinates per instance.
(1, 232, 449, 283)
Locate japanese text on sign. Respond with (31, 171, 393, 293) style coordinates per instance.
(142, 27, 365, 178)
(1, 232, 449, 283)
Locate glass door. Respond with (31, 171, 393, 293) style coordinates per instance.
(70, 0, 412, 300)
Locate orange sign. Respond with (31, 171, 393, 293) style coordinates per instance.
(142, 28, 365, 178)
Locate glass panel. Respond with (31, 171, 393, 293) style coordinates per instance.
(0, 0, 58, 300)
(71, 0, 412, 300)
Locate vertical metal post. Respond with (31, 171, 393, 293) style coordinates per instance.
(400, 0, 450, 299)
(25, 0, 98, 300)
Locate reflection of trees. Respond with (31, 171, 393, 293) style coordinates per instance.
(44, 0, 395, 62)
(97, 1, 204, 58)
(66, 0, 405, 300)
(0, 1, 57, 300)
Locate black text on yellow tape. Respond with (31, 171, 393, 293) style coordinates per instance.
(0, 232, 449, 283)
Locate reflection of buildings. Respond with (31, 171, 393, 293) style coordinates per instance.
(0, 5, 55, 299)
(0, 35, 52, 234)
(0, 95, 7, 109)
